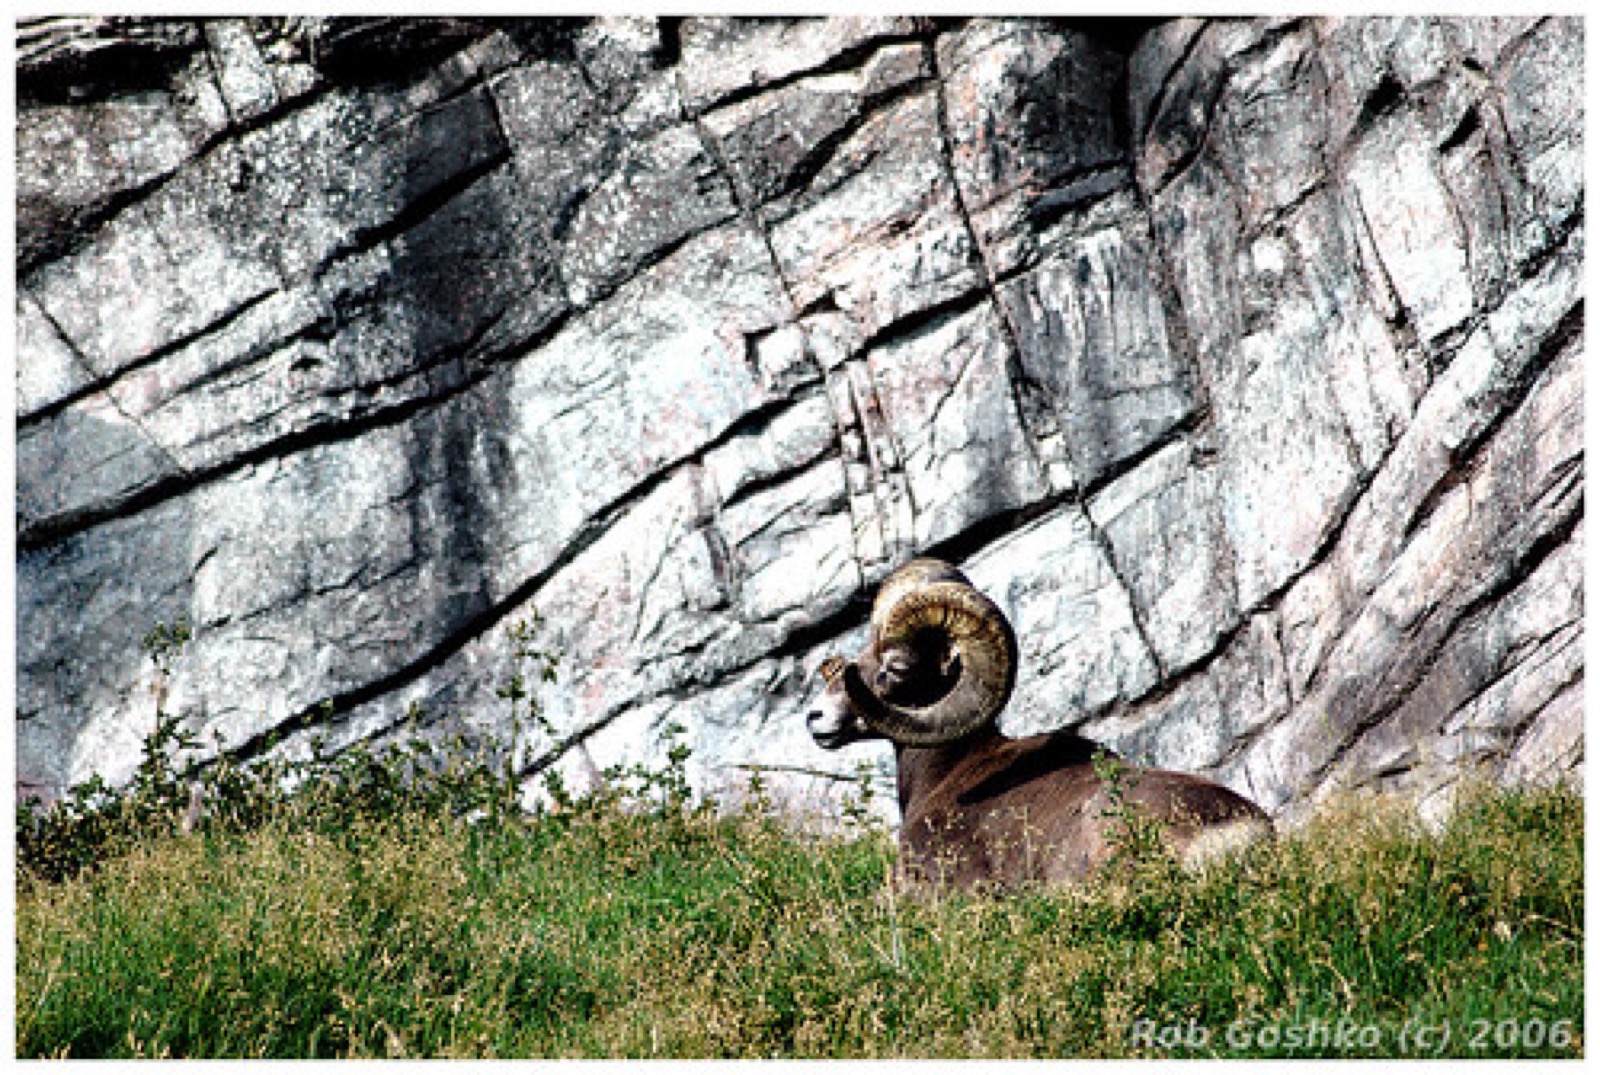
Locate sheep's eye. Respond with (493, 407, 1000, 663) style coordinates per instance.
(875, 667, 892, 688)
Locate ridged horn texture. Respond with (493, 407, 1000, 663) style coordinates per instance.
(868, 558, 970, 632)
(844, 561, 1018, 746)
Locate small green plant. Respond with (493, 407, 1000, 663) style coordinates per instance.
(735, 766, 780, 824)
(497, 611, 562, 772)
(603, 720, 698, 816)
(840, 759, 884, 832)
(1092, 746, 1170, 871)
(141, 617, 193, 678)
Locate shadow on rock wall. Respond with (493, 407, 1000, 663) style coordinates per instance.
(17, 412, 195, 804)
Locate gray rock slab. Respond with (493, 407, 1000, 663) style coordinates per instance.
(15, 17, 1582, 828)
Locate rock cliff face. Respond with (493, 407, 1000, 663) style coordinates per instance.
(17, 16, 1582, 823)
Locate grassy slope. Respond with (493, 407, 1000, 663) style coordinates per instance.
(15, 782, 1584, 1059)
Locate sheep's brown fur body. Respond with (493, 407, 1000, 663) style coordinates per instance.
(892, 727, 1270, 890)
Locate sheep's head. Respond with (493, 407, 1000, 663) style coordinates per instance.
(807, 558, 1018, 749)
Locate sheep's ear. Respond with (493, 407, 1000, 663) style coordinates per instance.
(817, 655, 847, 684)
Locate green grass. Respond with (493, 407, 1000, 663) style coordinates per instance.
(15, 778, 1584, 1058)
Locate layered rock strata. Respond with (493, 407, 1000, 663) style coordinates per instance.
(17, 16, 1582, 823)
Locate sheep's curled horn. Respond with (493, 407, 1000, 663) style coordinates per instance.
(839, 559, 1019, 746)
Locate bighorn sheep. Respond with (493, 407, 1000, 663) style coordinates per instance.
(808, 558, 1270, 890)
